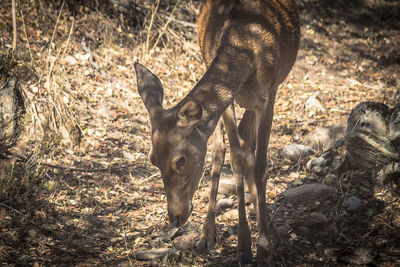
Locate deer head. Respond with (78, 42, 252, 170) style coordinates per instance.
(135, 62, 207, 226)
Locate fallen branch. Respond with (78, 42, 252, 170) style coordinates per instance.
(0, 202, 24, 217)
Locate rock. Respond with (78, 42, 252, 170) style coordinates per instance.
(220, 209, 238, 222)
(133, 248, 180, 260)
(344, 196, 361, 212)
(305, 95, 326, 117)
(295, 225, 310, 236)
(293, 212, 329, 230)
(216, 198, 234, 212)
(310, 212, 329, 225)
(276, 225, 290, 238)
(158, 226, 180, 242)
(283, 183, 334, 203)
(172, 232, 197, 250)
(218, 176, 236, 196)
(122, 151, 136, 161)
(304, 121, 347, 151)
(292, 178, 303, 186)
(60, 55, 78, 65)
(323, 174, 337, 184)
(281, 144, 314, 162)
(306, 156, 328, 176)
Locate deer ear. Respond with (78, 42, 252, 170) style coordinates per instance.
(135, 62, 164, 116)
(177, 100, 203, 127)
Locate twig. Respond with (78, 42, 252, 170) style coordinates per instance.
(137, 171, 161, 184)
(290, 118, 328, 126)
(0, 202, 24, 217)
(47, 0, 65, 65)
(111, 0, 197, 29)
(122, 225, 135, 267)
(11, 0, 17, 53)
(40, 162, 149, 173)
(59, 17, 75, 63)
(152, 0, 182, 51)
(157, 13, 197, 29)
(145, 0, 160, 53)
(81, 39, 113, 82)
(19, 3, 34, 64)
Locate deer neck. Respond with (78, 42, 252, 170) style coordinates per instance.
(178, 53, 253, 138)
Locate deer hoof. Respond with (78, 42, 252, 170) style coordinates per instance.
(198, 237, 215, 251)
(199, 218, 216, 251)
(256, 234, 274, 266)
(237, 250, 253, 265)
(198, 226, 216, 250)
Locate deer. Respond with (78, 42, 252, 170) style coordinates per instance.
(134, 0, 300, 264)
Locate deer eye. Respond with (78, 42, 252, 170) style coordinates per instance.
(172, 155, 186, 173)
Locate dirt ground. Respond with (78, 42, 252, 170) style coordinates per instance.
(1, 0, 400, 266)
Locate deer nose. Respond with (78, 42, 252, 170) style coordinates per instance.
(169, 216, 182, 227)
(168, 202, 193, 227)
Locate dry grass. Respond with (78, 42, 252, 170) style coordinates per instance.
(0, 0, 204, 200)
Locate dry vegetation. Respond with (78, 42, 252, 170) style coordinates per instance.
(0, 0, 399, 266)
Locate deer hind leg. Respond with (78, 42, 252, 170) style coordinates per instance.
(254, 89, 278, 266)
(222, 104, 252, 264)
(238, 110, 258, 211)
(199, 118, 225, 250)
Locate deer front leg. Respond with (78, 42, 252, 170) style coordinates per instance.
(222, 105, 252, 264)
(199, 119, 225, 250)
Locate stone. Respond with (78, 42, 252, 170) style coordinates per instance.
(218, 176, 236, 196)
(305, 95, 326, 117)
(304, 121, 347, 151)
(133, 248, 180, 260)
(216, 198, 234, 212)
(282, 144, 314, 162)
(172, 232, 197, 250)
(310, 212, 329, 225)
(306, 156, 328, 176)
(158, 226, 180, 242)
(295, 225, 310, 236)
(276, 225, 290, 238)
(220, 209, 238, 222)
(283, 183, 334, 203)
(323, 174, 337, 184)
(344, 196, 361, 212)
